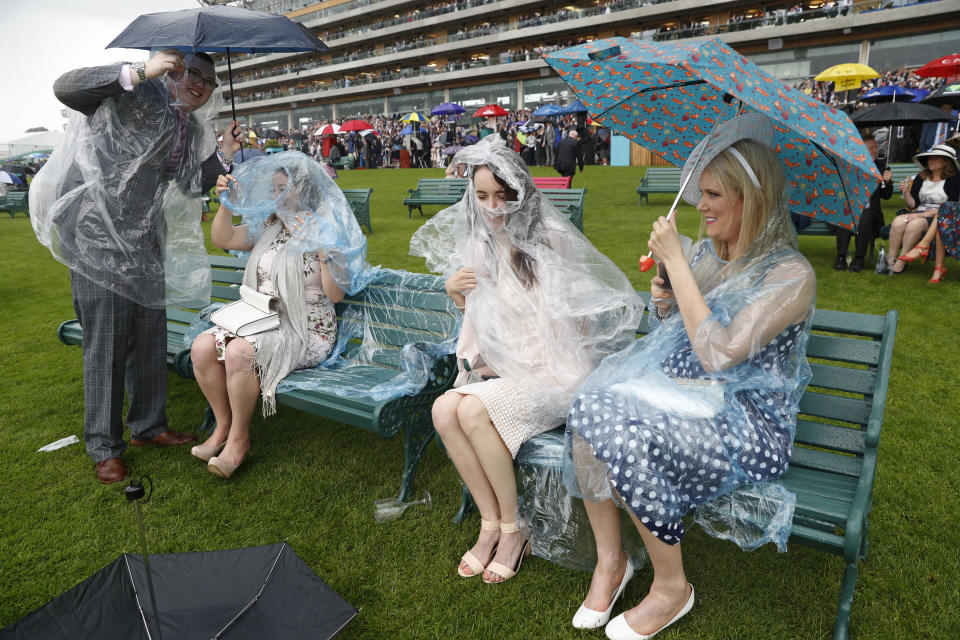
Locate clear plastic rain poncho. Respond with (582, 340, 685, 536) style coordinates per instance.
(410, 134, 644, 441)
(219, 151, 373, 296)
(564, 119, 817, 553)
(187, 151, 460, 404)
(30, 56, 225, 308)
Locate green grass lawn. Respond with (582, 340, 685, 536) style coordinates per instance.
(1, 165, 957, 639)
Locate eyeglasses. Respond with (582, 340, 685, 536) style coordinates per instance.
(186, 68, 218, 92)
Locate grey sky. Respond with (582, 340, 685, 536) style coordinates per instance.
(1, 0, 198, 142)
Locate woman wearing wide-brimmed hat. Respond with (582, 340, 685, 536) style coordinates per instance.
(888, 143, 960, 281)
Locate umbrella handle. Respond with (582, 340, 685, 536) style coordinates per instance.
(639, 168, 697, 272)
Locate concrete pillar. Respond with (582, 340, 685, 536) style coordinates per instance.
(384, 96, 389, 116)
(517, 79, 523, 111)
(859, 39, 870, 66)
(286, 108, 293, 129)
(332, 102, 338, 120)
(444, 87, 450, 102)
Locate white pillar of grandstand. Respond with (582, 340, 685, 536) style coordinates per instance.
(859, 39, 870, 65)
(517, 79, 523, 112)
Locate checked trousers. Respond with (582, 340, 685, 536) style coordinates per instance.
(70, 272, 169, 462)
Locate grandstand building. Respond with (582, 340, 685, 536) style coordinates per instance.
(218, 0, 960, 130)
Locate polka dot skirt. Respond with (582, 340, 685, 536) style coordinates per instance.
(568, 323, 804, 545)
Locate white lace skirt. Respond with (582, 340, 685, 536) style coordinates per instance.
(455, 376, 566, 458)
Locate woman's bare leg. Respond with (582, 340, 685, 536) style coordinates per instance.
(581, 498, 630, 610)
(455, 396, 525, 583)
(618, 509, 692, 635)
(432, 392, 500, 575)
(191, 334, 231, 448)
(218, 338, 260, 465)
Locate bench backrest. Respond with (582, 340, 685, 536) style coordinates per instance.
(167, 255, 457, 371)
(533, 176, 572, 189)
(341, 188, 373, 208)
(642, 167, 683, 185)
(634, 291, 895, 472)
(888, 162, 914, 194)
(0, 191, 28, 205)
(541, 188, 586, 230)
(412, 178, 469, 196)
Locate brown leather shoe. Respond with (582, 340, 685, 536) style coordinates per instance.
(95, 458, 130, 484)
(130, 429, 197, 447)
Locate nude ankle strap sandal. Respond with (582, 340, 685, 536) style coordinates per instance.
(458, 518, 500, 578)
(483, 521, 532, 584)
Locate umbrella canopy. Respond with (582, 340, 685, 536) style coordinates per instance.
(261, 128, 283, 139)
(849, 101, 953, 126)
(317, 123, 341, 136)
(473, 104, 509, 117)
(1, 542, 356, 639)
(360, 129, 379, 138)
(545, 37, 881, 228)
(922, 82, 960, 108)
(532, 103, 564, 116)
(106, 5, 325, 53)
(339, 119, 373, 132)
(558, 99, 589, 114)
(431, 102, 465, 117)
(815, 63, 879, 92)
(400, 111, 429, 122)
(859, 85, 917, 103)
(106, 4, 327, 150)
(399, 125, 414, 135)
(909, 88, 930, 103)
(233, 148, 266, 163)
(288, 132, 306, 140)
(0, 170, 25, 186)
(915, 53, 960, 79)
(443, 145, 464, 155)
(462, 134, 480, 144)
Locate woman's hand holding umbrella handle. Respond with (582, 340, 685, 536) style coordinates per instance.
(648, 215, 685, 268)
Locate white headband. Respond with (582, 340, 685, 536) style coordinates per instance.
(727, 146, 761, 190)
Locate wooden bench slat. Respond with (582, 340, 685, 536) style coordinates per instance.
(805, 334, 881, 366)
(806, 363, 876, 396)
(798, 391, 871, 425)
(794, 419, 865, 455)
(782, 465, 858, 503)
(811, 309, 886, 337)
(788, 446, 863, 478)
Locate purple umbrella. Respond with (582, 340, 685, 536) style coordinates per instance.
(431, 102, 465, 117)
(442, 145, 464, 155)
(462, 134, 479, 144)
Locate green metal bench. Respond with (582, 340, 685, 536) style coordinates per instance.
(887, 162, 914, 194)
(403, 178, 469, 218)
(56, 254, 459, 502)
(0, 191, 29, 218)
(342, 187, 374, 234)
(331, 155, 355, 170)
(454, 292, 897, 640)
(541, 187, 586, 231)
(637, 167, 682, 205)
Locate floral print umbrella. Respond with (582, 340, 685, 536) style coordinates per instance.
(545, 37, 881, 229)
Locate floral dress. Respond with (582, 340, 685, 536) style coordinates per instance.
(205, 229, 337, 368)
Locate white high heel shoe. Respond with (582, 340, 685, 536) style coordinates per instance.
(604, 584, 694, 640)
(572, 555, 635, 629)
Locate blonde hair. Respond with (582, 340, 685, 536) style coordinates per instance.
(699, 139, 784, 261)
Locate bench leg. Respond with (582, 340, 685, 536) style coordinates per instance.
(407, 206, 413, 219)
(199, 405, 216, 435)
(452, 484, 475, 525)
(831, 560, 859, 640)
(398, 419, 435, 503)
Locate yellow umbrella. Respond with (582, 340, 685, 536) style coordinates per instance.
(815, 63, 879, 92)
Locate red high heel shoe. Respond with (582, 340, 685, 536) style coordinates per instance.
(929, 266, 947, 283)
(898, 243, 930, 264)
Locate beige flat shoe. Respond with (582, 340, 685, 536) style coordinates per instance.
(458, 518, 500, 578)
(207, 455, 242, 479)
(191, 441, 226, 462)
(483, 522, 532, 584)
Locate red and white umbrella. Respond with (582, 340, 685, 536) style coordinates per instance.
(339, 119, 374, 132)
(915, 54, 960, 80)
(317, 123, 340, 136)
(473, 104, 509, 117)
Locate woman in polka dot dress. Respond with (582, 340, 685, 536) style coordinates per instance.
(565, 114, 816, 639)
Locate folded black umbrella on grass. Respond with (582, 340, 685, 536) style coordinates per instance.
(1, 542, 356, 640)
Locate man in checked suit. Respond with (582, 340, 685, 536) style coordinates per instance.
(37, 50, 242, 483)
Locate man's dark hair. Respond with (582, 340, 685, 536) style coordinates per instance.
(861, 133, 875, 143)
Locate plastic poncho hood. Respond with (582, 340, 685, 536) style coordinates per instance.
(30, 58, 225, 308)
(410, 134, 644, 399)
(220, 150, 375, 295)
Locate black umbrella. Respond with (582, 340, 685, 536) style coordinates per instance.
(288, 132, 307, 140)
(849, 101, 953, 126)
(922, 81, 960, 108)
(106, 5, 327, 154)
(1, 542, 356, 639)
(262, 129, 283, 139)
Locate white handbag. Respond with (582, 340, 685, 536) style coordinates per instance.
(210, 284, 280, 337)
